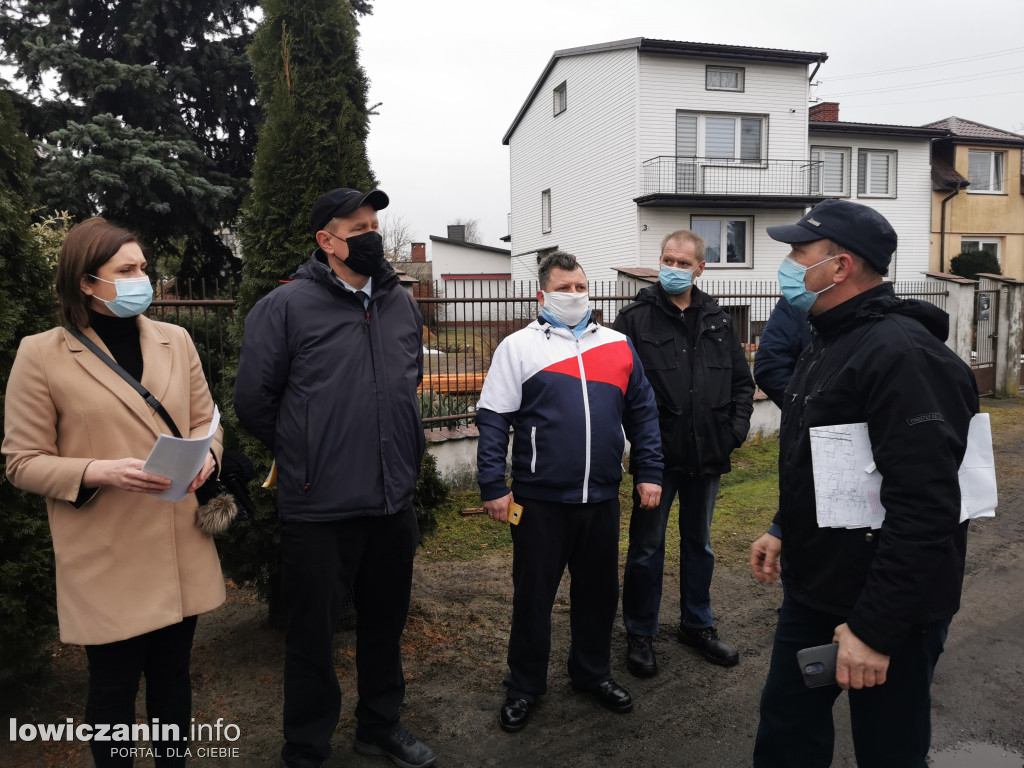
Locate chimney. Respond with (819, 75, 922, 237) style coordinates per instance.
(410, 242, 426, 262)
(809, 102, 839, 122)
(447, 224, 466, 242)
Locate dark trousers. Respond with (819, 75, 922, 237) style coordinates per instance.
(504, 496, 620, 701)
(280, 509, 419, 768)
(84, 615, 198, 768)
(622, 472, 720, 635)
(753, 596, 949, 768)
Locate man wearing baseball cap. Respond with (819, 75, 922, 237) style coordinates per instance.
(749, 200, 979, 766)
(236, 189, 435, 768)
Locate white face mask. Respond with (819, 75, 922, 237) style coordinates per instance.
(541, 290, 590, 327)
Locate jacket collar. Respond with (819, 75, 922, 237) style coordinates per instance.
(810, 283, 894, 340)
(63, 315, 173, 437)
(638, 282, 719, 322)
(293, 248, 399, 300)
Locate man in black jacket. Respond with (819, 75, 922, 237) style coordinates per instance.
(235, 189, 435, 768)
(613, 230, 754, 676)
(750, 200, 979, 767)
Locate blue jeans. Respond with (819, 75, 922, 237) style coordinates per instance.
(622, 472, 720, 635)
(753, 596, 949, 768)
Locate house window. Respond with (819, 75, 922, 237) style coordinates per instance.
(553, 82, 567, 116)
(810, 146, 851, 197)
(541, 189, 551, 233)
(691, 216, 753, 267)
(857, 150, 897, 198)
(967, 150, 1004, 193)
(677, 112, 764, 163)
(960, 238, 1000, 260)
(706, 66, 744, 92)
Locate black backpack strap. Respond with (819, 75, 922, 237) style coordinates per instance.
(65, 326, 183, 439)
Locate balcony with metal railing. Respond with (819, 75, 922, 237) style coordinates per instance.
(636, 156, 827, 209)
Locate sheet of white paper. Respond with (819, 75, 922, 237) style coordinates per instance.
(809, 423, 884, 530)
(958, 413, 997, 522)
(143, 406, 221, 503)
(809, 414, 997, 530)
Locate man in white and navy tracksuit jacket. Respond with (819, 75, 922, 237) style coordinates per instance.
(476, 251, 663, 732)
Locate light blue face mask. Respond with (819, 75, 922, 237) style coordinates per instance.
(659, 264, 695, 295)
(777, 255, 837, 314)
(89, 275, 154, 318)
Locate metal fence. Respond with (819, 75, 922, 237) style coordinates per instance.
(147, 276, 953, 429)
(147, 278, 238, 397)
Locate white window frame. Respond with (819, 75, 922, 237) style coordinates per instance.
(857, 149, 897, 198)
(960, 237, 1000, 260)
(552, 81, 567, 116)
(690, 215, 754, 268)
(705, 66, 744, 92)
(966, 150, 1005, 194)
(541, 189, 551, 233)
(810, 146, 851, 197)
(677, 111, 766, 164)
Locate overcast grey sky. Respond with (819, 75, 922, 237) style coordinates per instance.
(358, 0, 1024, 252)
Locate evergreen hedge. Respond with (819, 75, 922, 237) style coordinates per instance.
(0, 91, 62, 684)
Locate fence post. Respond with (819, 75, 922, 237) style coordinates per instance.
(977, 273, 1024, 397)
(924, 272, 976, 366)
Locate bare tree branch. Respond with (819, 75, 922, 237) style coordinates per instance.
(448, 217, 482, 244)
(380, 211, 414, 262)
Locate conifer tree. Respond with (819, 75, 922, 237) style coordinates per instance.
(0, 90, 60, 683)
(235, 0, 377, 315)
(0, 0, 260, 280)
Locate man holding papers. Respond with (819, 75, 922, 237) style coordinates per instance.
(748, 200, 979, 767)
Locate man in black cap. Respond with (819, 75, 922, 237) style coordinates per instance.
(749, 199, 978, 766)
(235, 189, 435, 768)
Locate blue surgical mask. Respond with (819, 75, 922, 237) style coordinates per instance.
(659, 265, 695, 295)
(777, 255, 837, 314)
(89, 275, 154, 318)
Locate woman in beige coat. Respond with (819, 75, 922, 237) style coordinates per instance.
(3, 217, 225, 767)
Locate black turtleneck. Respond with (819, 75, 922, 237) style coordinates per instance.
(88, 310, 143, 381)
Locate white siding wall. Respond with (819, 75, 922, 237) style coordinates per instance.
(430, 241, 511, 276)
(638, 55, 812, 166)
(508, 48, 638, 283)
(837, 134, 932, 281)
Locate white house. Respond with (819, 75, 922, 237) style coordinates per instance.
(808, 102, 945, 278)
(429, 225, 513, 323)
(503, 38, 942, 295)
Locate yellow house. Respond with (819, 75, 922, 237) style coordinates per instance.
(926, 117, 1024, 280)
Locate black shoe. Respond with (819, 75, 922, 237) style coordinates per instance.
(572, 679, 633, 713)
(354, 728, 436, 768)
(499, 696, 532, 732)
(677, 624, 740, 667)
(626, 634, 658, 677)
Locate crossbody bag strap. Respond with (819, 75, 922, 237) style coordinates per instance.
(65, 325, 183, 439)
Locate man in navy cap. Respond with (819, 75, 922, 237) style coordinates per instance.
(749, 200, 978, 766)
(236, 189, 435, 768)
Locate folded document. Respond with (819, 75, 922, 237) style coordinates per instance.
(809, 414, 996, 529)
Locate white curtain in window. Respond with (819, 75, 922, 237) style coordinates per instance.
(693, 219, 721, 262)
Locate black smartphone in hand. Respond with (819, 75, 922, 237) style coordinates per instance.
(797, 643, 838, 688)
